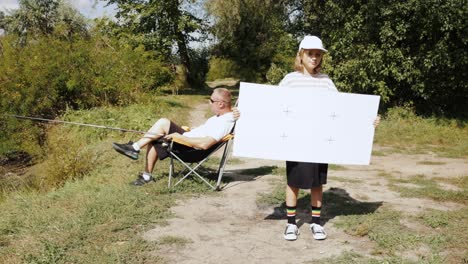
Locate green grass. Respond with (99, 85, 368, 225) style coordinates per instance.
(387, 174, 468, 204)
(157, 235, 192, 246)
(417, 161, 447, 165)
(329, 164, 349, 170)
(374, 107, 468, 158)
(312, 250, 422, 264)
(329, 176, 362, 183)
(0, 94, 215, 263)
(321, 207, 468, 263)
(415, 208, 468, 263)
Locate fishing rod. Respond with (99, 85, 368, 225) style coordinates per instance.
(4, 114, 164, 137)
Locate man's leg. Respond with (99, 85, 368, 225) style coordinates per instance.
(284, 185, 300, 241)
(131, 144, 159, 186)
(145, 144, 159, 174)
(310, 185, 327, 240)
(113, 118, 171, 160)
(136, 118, 171, 149)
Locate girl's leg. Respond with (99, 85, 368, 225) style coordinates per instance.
(310, 185, 323, 225)
(285, 185, 299, 225)
(284, 185, 300, 240)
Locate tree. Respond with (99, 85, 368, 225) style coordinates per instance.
(205, 0, 293, 81)
(295, 0, 467, 116)
(103, 0, 206, 86)
(1, 0, 88, 44)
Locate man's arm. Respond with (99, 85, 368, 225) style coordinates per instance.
(164, 133, 218, 150)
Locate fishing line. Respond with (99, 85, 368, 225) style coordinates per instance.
(4, 114, 164, 137)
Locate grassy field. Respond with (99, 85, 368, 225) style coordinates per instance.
(1, 93, 467, 263)
(0, 94, 219, 263)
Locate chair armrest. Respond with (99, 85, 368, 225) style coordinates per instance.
(172, 137, 195, 148)
(220, 134, 234, 142)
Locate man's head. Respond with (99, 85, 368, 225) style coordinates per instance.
(210, 88, 232, 115)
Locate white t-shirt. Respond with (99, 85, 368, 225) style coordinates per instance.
(279, 72, 338, 92)
(183, 112, 235, 141)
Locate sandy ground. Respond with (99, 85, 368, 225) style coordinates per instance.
(142, 99, 467, 264)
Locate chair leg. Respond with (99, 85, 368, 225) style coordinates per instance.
(172, 154, 216, 190)
(167, 139, 233, 191)
(168, 156, 174, 188)
(215, 140, 232, 190)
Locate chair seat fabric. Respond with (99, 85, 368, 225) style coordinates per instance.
(169, 141, 223, 163)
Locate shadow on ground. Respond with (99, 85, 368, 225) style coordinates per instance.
(167, 165, 278, 190)
(265, 187, 383, 228)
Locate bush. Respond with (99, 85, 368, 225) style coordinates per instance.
(0, 34, 174, 156)
(266, 63, 288, 84)
(206, 57, 240, 81)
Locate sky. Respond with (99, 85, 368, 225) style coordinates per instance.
(0, 0, 117, 19)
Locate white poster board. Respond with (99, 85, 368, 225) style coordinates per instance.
(232, 82, 380, 165)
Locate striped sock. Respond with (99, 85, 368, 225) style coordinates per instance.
(311, 206, 321, 225)
(286, 206, 297, 225)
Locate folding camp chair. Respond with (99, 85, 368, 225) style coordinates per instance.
(166, 131, 235, 191)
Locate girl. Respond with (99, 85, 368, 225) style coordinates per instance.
(281, 35, 334, 241)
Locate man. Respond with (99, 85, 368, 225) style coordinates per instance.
(113, 88, 234, 186)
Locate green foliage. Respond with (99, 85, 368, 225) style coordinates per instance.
(205, 0, 467, 116)
(266, 63, 288, 84)
(303, 0, 467, 117)
(0, 0, 88, 45)
(206, 57, 241, 81)
(0, 35, 173, 115)
(187, 47, 210, 87)
(0, 34, 173, 156)
(105, 0, 206, 86)
(206, 0, 291, 81)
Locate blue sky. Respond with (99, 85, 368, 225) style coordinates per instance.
(0, 0, 117, 19)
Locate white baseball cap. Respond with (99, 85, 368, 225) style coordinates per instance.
(299, 36, 328, 52)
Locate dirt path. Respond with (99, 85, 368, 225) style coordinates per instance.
(143, 102, 467, 263)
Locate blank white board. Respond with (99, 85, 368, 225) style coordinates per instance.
(233, 82, 380, 165)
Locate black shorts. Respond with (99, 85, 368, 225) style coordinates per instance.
(286, 161, 328, 189)
(151, 121, 216, 162)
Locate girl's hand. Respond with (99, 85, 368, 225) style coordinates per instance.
(233, 107, 241, 120)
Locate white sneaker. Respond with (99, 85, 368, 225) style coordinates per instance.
(310, 223, 327, 240)
(283, 224, 299, 241)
